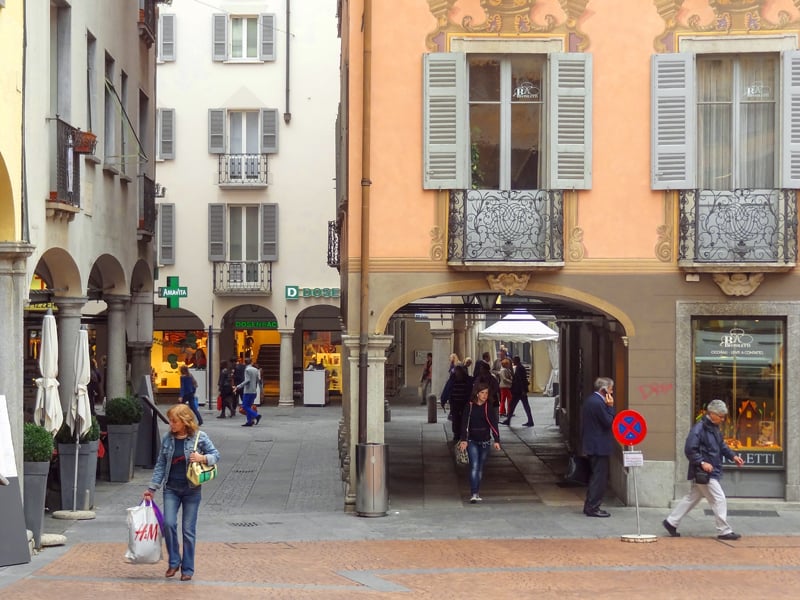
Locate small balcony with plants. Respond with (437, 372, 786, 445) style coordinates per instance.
(46, 118, 85, 222)
(213, 261, 273, 295)
(217, 154, 269, 189)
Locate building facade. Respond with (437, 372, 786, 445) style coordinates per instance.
(338, 0, 800, 508)
(153, 1, 341, 408)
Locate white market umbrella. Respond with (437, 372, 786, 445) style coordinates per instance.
(477, 310, 558, 342)
(65, 328, 92, 511)
(33, 309, 63, 435)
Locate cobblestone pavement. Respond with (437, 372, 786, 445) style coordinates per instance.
(3, 392, 800, 598)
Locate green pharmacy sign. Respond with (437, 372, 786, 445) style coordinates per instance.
(158, 276, 188, 308)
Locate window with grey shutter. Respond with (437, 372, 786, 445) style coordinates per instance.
(260, 14, 276, 61)
(422, 52, 468, 190)
(159, 203, 175, 265)
(651, 53, 696, 190)
(160, 14, 176, 62)
(208, 108, 226, 153)
(212, 14, 227, 62)
(158, 108, 175, 160)
(261, 203, 278, 261)
(781, 49, 800, 188)
(548, 53, 592, 190)
(261, 108, 279, 153)
(208, 204, 226, 261)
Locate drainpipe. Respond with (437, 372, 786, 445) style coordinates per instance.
(358, 0, 372, 444)
(284, 0, 291, 124)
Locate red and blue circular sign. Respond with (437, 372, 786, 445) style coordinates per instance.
(612, 409, 647, 446)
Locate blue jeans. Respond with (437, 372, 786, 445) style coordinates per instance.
(242, 392, 258, 424)
(467, 440, 492, 495)
(163, 484, 202, 576)
(183, 394, 204, 425)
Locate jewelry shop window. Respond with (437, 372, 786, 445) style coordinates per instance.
(692, 318, 784, 468)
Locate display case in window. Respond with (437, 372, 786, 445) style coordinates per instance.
(303, 331, 342, 393)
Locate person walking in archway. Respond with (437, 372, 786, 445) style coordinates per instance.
(502, 356, 533, 427)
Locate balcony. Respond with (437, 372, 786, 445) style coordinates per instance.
(138, 0, 156, 48)
(327, 220, 340, 269)
(138, 175, 156, 241)
(213, 261, 273, 295)
(46, 118, 82, 222)
(679, 189, 798, 272)
(447, 189, 564, 270)
(217, 154, 269, 189)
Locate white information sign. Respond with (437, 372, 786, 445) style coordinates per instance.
(623, 450, 644, 468)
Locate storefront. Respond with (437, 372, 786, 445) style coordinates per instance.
(231, 318, 279, 397)
(302, 330, 342, 393)
(150, 329, 208, 397)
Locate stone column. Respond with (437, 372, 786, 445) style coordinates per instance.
(341, 335, 359, 506)
(0, 242, 34, 484)
(128, 342, 152, 397)
(54, 297, 86, 415)
(278, 329, 294, 407)
(365, 335, 393, 442)
(105, 295, 130, 400)
(126, 290, 154, 396)
(453, 312, 466, 363)
(430, 330, 453, 405)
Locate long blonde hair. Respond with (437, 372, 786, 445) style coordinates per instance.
(167, 403, 199, 436)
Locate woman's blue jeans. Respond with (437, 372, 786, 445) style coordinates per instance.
(163, 484, 201, 576)
(467, 440, 491, 495)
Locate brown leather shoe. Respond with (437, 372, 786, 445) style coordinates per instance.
(180, 574, 193, 581)
(165, 567, 178, 578)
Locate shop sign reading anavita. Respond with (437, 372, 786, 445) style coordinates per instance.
(285, 285, 340, 300)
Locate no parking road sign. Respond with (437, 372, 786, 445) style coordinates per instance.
(613, 409, 647, 446)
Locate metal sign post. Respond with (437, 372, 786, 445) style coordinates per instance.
(613, 410, 656, 544)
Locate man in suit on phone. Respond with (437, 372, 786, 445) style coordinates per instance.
(581, 377, 616, 517)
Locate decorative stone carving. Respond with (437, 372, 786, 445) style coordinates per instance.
(568, 226, 585, 261)
(655, 224, 673, 262)
(712, 272, 765, 296)
(486, 272, 530, 296)
(430, 226, 445, 261)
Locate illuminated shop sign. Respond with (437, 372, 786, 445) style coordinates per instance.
(285, 285, 340, 300)
(234, 320, 278, 329)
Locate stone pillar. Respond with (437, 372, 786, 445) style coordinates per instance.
(105, 295, 130, 400)
(278, 329, 294, 407)
(209, 326, 221, 398)
(341, 335, 358, 506)
(430, 330, 453, 405)
(453, 312, 466, 363)
(126, 290, 154, 396)
(365, 335, 393, 442)
(0, 242, 34, 483)
(54, 297, 86, 415)
(128, 342, 151, 397)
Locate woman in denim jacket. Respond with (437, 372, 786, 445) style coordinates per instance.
(143, 404, 220, 581)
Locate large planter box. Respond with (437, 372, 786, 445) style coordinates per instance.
(23, 462, 50, 549)
(107, 424, 139, 482)
(58, 441, 99, 511)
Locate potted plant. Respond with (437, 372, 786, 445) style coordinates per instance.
(72, 130, 97, 154)
(55, 416, 101, 511)
(105, 396, 143, 482)
(23, 423, 54, 549)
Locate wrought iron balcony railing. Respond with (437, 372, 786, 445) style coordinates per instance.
(139, 175, 156, 235)
(51, 118, 81, 208)
(138, 0, 156, 47)
(213, 261, 273, 295)
(327, 220, 340, 269)
(448, 189, 564, 265)
(217, 154, 269, 188)
(679, 189, 798, 267)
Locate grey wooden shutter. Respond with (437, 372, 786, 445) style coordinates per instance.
(160, 14, 176, 62)
(208, 204, 226, 261)
(651, 53, 696, 190)
(159, 108, 175, 159)
(422, 52, 468, 190)
(261, 203, 278, 261)
(261, 108, 279, 153)
(159, 203, 175, 265)
(208, 108, 225, 154)
(547, 53, 593, 189)
(212, 14, 227, 61)
(781, 49, 800, 188)
(260, 14, 276, 61)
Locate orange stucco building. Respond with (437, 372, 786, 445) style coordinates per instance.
(336, 0, 800, 509)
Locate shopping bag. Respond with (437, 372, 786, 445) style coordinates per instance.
(455, 443, 469, 465)
(216, 394, 222, 411)
(124, 500, 164, 564)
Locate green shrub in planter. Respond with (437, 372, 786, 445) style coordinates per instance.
(105, 396, 143, 425)
(55, 415, 101, 444)
(23, 422, 54, 462)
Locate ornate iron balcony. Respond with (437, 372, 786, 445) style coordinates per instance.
(217, 154, 269, 188)
(448, 189, 563, 265)
(327, 220, 340, 269)
(679, 189, 798, 267)
(213, 261, 272, 295)
(138, 0, 156, 47)
(50, 118, 81, 209)
(139, 175, 156, 236)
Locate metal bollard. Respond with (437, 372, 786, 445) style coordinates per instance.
(427, 394, 437, 423)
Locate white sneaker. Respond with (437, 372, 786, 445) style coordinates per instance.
(474, 495, 482, 502)
(470, 494, 479, 503)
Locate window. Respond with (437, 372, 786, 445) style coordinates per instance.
(423, 51, 592, 191)
(87, 32, 97, 133)
(120, 71, 128, 175)
(157, 108, 175, 160)
(212, 13, 275, 62)
(159, 203, 175, 265)
(208, 203, 279, 264)
(104, 54, 116, 166)
(159, 13, 176, 62)
(208, 108, 279, 154)
(651, 49, 800, 190)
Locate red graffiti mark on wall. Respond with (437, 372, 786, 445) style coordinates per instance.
(639, 382, 674, 400)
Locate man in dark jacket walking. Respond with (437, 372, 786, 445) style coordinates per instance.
(581, 377, 616, 517)
(662, 399, 744, 540)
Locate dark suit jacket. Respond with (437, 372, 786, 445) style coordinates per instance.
(581, 391, 616, 456)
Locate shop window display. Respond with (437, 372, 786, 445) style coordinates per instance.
(692, 318, 784, 468)
(151, 330, 208, 391)
(303, 331, 341, 393)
